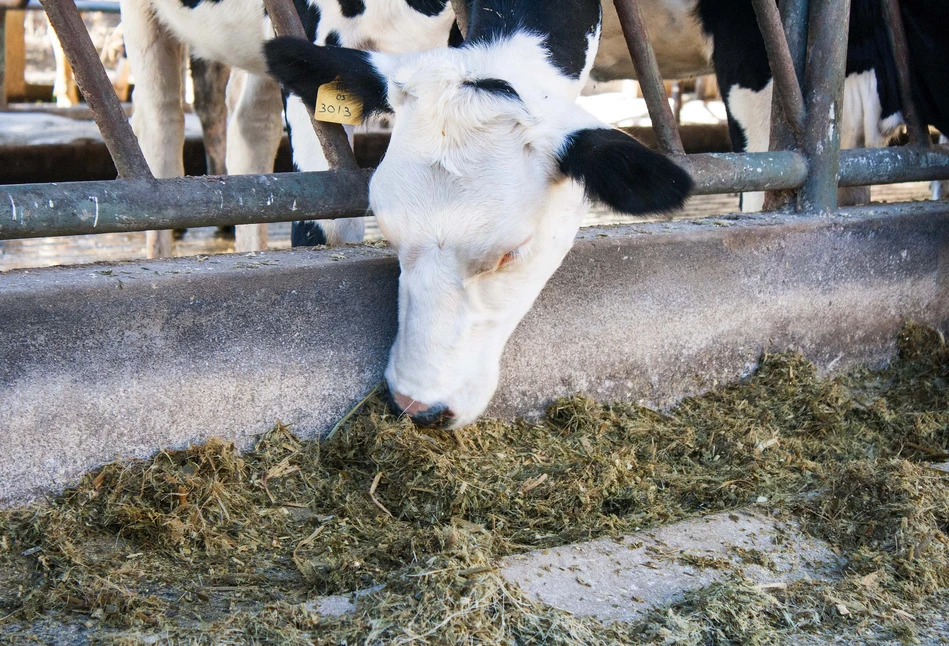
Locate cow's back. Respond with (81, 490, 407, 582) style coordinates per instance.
(142, 0, 455, 75)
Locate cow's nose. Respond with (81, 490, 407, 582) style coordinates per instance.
(386, 385, 454, 428)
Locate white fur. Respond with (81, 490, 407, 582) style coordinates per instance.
(371, 34, 612, 426)
(727, 80, 772, 213)
(122, 0, 455, 252)
(728, 70, 909, 212)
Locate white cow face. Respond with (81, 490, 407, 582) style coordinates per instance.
(267, 34, 693, 427)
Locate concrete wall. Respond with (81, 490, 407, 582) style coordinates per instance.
(2, 202, 948, 505)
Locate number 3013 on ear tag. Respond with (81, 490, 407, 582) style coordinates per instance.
(315, 78, 363, 125)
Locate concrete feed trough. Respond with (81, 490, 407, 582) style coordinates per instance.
(1, 201, 948, 505)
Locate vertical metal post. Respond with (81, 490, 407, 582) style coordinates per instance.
(0, 7, 7, 110)
(261, 0, 358, 171)
(449, 0, 468, 37)
(800, 0, 851, 213)
(613, 0, 685, 156)
(761, 0, 809, 210)
(752, 0, 806, 142)
(881, 0, 928, 147)
(40, 0, 151, 178)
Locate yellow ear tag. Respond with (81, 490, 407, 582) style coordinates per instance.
(315, 78, 363, 125)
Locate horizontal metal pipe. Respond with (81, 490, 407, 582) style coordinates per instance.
(0, 170, 371, 240)
(685, 151, 809, 194)
(26, 0, 118, 11)
(839, 144, 949, 187)
(2, 145, 947, 240)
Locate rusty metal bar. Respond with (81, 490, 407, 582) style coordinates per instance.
(751, 0, 805, 141)
(39, 0, 151, 178)
(0, 169, 371, 240)
(612, 0, 685, 156)
(800, 0, 851, 213)
(881, 0, 928, 147)
(261, 0, 358, 171)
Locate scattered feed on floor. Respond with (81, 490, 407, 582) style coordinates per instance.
(0, 323, 946, 644)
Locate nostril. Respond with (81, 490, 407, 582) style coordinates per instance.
(386, 383, 431, 417)
(410, 405, 455, 429)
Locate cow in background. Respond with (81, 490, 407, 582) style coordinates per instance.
(119, 0, 456, 256)
(650, 0, 948, 211)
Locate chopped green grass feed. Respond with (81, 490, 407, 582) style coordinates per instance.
(0, 323, 947, 644)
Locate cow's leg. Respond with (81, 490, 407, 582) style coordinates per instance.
(285, 94, 365, 246)
(191, 55, 230, 176)
(935, 135, 949, 200)
(120, 0, 185, 258)
(726, 80, 772, 213)
(224, 70, 283, 252)
(48, 26, 79, 107)
(190, 55, 233, 237)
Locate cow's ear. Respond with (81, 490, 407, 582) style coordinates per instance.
(264, 37, 392, 115)
(558, 128, 693, 215)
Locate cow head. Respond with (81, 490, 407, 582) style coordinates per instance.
(266, 33, 693, 428)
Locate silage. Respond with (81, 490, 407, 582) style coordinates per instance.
(0, 322, 946, 644)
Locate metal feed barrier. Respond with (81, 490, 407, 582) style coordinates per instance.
(0, 0, 948, 242)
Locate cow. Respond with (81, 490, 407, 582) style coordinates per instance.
(119, 0, 458, 256)
(264, 0, 694, 428)
(628, 0, 948, 211)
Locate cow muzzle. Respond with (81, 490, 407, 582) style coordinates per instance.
(386, 383, 455, 429)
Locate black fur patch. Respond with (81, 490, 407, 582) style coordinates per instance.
(463, 78, 520, 100)
(291, 220, 328, 247)
(448, 21, 465, 48)
(293, 0, 321, 42)
(180, 0, 222, 8)
(405, 0, 449, 17)
(337, 0, 366, 18)
(464, 0, 601, 79)
(558, 128, 694, 215)
(324, 30, 342, 47)
(265, 37, 391, 115)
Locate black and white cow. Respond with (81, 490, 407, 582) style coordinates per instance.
(654, 0, 949, 211)
(119, 0, 458, 255)
(265, 0, 693, 427)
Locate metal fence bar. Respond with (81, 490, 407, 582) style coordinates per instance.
(612, 0, 685, 156)
(261, 0, 358, 171)
(751, 0, 805, 141)
(0, 169, 371, 240)
(881, 0, 928, 147)
(762, 0, 809, 210)
(0, 7, 7, 110)
(3, 144, 947, 240)
(39, 0, 151, 178)
(26, 0, 117, 11)
(838, 144, 949, 187)
(686, 151, 808, 195)
(800, 0, 851, 213)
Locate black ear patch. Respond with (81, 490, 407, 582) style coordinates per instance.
(264, 37, 391, 115)
(558, 128, 694, 215)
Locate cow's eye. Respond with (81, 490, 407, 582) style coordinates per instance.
(498, 249, 518, 269)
